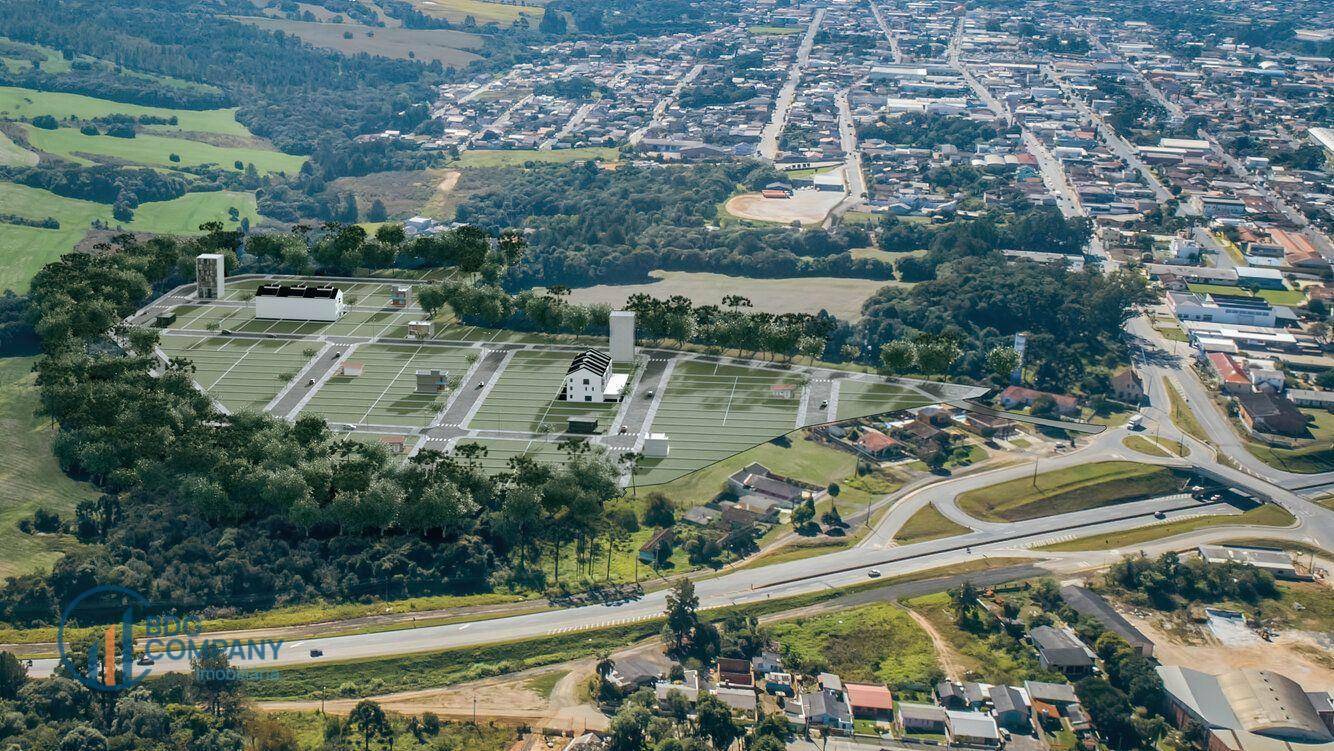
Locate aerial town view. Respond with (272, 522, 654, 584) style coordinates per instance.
(0, 0, 1330, 749)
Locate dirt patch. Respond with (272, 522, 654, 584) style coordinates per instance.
(564, 270, 896, 320)
(1122, 608, 1334, 688)
(725, 188, 845, 226)
(331, 168, 461, 220)
(905, 605, 965, 681)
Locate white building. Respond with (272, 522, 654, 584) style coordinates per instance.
(610, 310, 636, 362)
(196, 253, 225, 299)
(563, 350, 627, 403)
(1167, 292, 1277, 328)
(643, 433, 670, 458)
(254, 284, 347, 321)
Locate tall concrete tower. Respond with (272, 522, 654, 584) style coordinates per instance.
(610, 310, 636, 363)
(196, 253, 225, 299)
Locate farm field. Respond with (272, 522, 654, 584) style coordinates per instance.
(302, 342, 474, 428)
(469, 349, 626, 434)
(412, 0, 545, 24)
(236, 17, 482, 66)
(20, 124, 305, 174)
(0, 86, 248, 136)
(159, 334, 318, 413)
(0, 183, 257, 292)
(565, 270, 893, 320)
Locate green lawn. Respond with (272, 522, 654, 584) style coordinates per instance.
(21, 124, 305, 174)
(1242, 408, 1334, 474)
(749, 25, 803, 34)
(1165, 381, 1210, 446)
(768, 603, 941, 688)
(649, 434, 856, 508)
(955, 461, 1190, 523)
(1037, 503, 1295, 552)
(1186, 283, 1305, 307)
(0, 85, 250, 136)
(524, 670, 569, 700)
(451, 147, 619, 167)
(0, 182, 257, 292)
(894, 504, 970, 544)
(1122, 435, 1186, 458)
(0, 355, 94, 578)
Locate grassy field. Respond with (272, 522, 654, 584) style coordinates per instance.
(237, 17, 482, 66)
(275, 711, 518, 750)
(159, 335, 319, 413)
(565, 270, 892, 320)
(21, 124, 305, 174)
(0, 86, 250, 136)
(0, 356, 94, 578)
(1187, 283, 1305, 307)
(1165, 381, 1210, 446)
(955, 461, 1190, 523)
(1036, 503, 1295, 552)
(1242, 408, 1334, 474)
(0, 128, 36, 166)
(303, 342, 474, 428)
(452, 147, 618, 167)
(1122, 434, 1186, 458)
(894, 504, 970, 544)
(470, 349, 628, 433)
(413, 0, 543, 24)
(904, 591, 1053, 685)
(649, 434, 855, 508)
(749, 25, 803, 35)
(0, 183, 257, 292)
(768, 603, 940, 687)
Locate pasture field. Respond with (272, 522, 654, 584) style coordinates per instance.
(468, 349, 627, 434)
(413, 0, 544, 24)
(634, 360, 805, 485)
(0, 86, 249, 136)
(0, 129, 37, 166)
(20, 124, 306, 174)
(237, 17, 482, 66)
(302, 342, 475, 428)
(0, 183, 256, 292)
(158, 334, 318, 413)
(565, 270, 893, 320)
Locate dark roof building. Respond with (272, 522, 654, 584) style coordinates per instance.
(1235, 392, 1308, 437)
(1060, 585, 1154, 657)
(1031, 626, 1094, 676)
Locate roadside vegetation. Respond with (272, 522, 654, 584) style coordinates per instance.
(893, 503, 970, 544)
(769, 603, 941, 687)
(955, 461, 1191, 523)
(1037, 503, 1295, 552)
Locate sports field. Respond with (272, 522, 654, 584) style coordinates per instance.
(635, 361, 805, 484)
(469, 350, 627, 434)
(301, 343, 474, 428)
(834, 380, 930, 421)
(159, 334, 317, 413)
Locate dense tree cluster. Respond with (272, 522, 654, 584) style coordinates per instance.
(1103, 551, 1279, 609)
(858, 113, 1001, 149)
(0, 164, 190, 207)
(453, 160, 894, 286)
(858, 257, 1152, 390)
(0, 231, 636, 627)
(880, 208, 1093, 283)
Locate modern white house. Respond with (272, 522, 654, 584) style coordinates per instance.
(1167, 291, 1277, 328)
(562, 350, 627, 403)
(254, 284, 347, 321)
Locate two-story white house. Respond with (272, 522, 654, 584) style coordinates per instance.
(562, 350, 627, 403)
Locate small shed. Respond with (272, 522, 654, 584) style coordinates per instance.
(568, 415, 600, 434)
(390, 285, 411, 307)
(643, 433, 670, 458)
(341, 362, 365, 377)
(407, 320, 434, 340)
(379, 435, 407, 454)
(415, 369, 449, 393)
